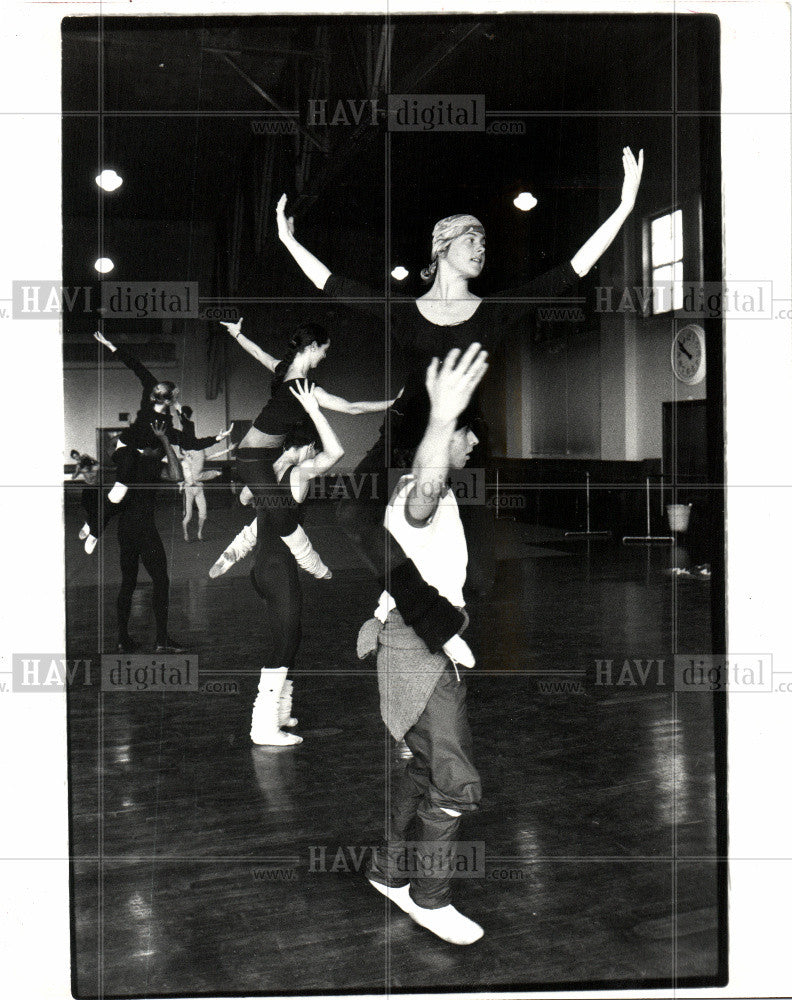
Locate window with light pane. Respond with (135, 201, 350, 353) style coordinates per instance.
(650, 209, 683, 314)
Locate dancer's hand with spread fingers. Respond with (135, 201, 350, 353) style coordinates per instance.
(424, 343, 490, 427)
(93, 330, 116, 352)
(289, 378, 321, 416)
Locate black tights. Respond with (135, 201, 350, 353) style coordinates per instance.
(116, 512, 169, 644)
(250, 552, 302, 670)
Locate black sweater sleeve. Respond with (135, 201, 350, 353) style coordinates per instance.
(323, 273, 384, 319)
(176, 416, 216, 451)
(492, 260, 579, 328)
(115, 345, 158, 392)
(382, 532, 465, 654)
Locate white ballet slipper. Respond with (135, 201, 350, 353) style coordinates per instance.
(366, 878, 483, 945)
(78, 522, 90, 540)
(250, 668, 302, 746)
(239, 485, 254, 506)
(84, 534, 98, 555)
(278, 678, 298, 728)
(209, 551, 234, 578)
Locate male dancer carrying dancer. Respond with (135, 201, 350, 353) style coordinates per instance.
(357, 342, 489, 946)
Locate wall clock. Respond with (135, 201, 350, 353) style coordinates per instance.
(671, 324, 706, 385)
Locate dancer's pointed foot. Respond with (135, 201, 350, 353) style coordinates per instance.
(84, 534, 98, 554)
(78, 522, 91, 540)
(239, 486, 254, 506)
(209, 551, 234, 578)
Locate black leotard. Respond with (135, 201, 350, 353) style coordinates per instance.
(252, 377, 316, 436)
(323, 263, 578, 447)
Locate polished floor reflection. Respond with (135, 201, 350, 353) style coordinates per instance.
(66, 499, 721, 996)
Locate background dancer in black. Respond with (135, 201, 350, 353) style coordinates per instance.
(71, 449, 101, 544)
(86, 331, 227, 551)
(115, 421, 184, 654)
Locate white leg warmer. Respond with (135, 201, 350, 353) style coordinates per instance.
(208, 518, 258, 577)
(281, 525, 330, 579)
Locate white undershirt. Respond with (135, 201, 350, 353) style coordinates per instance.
(375, 474, 468, 622)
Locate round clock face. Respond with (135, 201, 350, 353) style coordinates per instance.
(672, 324, 706, 385)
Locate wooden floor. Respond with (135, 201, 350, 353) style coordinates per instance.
(65, 496, 723, 996)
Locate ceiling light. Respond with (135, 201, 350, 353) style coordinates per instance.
(95, 169, 123, 192)
(94, 258, 115, 274)
(391, 266, 409, 281)
(513, 192, 537, 212)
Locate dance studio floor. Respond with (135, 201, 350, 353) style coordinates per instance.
(65, 497, 720, 996)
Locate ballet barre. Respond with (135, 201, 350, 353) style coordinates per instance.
(622, 475, 674, 545)
(564, 471, 611, 539)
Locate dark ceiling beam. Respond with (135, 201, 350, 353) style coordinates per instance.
(203, 46, 324, 60)
(215, 52, 326, 154)
(290, 21, 487, 219)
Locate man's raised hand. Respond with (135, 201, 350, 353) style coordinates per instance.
(425, 343, 489, 426)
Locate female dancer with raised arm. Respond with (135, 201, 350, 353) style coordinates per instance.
(244, 380, 345, 747)
(275, 147, 644, 452)
(220, 319, 397, 504)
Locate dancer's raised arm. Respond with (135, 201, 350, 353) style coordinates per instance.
(288, 381, 344, 479)
(151, 421, 183, 482)
(221, 318, 281, 373)
(93, 330, 167, 396)
(570, 147, 644, 277)
(409, 344, 489, 524)
(312, 385, 400, 416)
(276, 194, 332, 290)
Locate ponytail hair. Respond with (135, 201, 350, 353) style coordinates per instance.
(271, 322, 330, 391)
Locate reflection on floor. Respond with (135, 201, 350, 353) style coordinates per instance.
(66, 499, 721, 996)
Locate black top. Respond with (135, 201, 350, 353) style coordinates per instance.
(252, 376, 316, 436)
(324, 262, 579, 449)
(323, 261, 578, 356)
(115, 346, 179, 453)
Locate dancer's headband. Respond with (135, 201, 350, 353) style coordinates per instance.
(430, 214, 485, 262)
(420, 214, 485, 281)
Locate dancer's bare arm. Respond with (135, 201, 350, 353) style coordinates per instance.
(151, 421, 183, 482)
(276, 194, 332, 290)
(408, 344, 488, 524)
(313, 385, 401, 415)
(289, 381, 344, 479)
(570, 147, 644, 277)
(221, 318, 281, 372)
